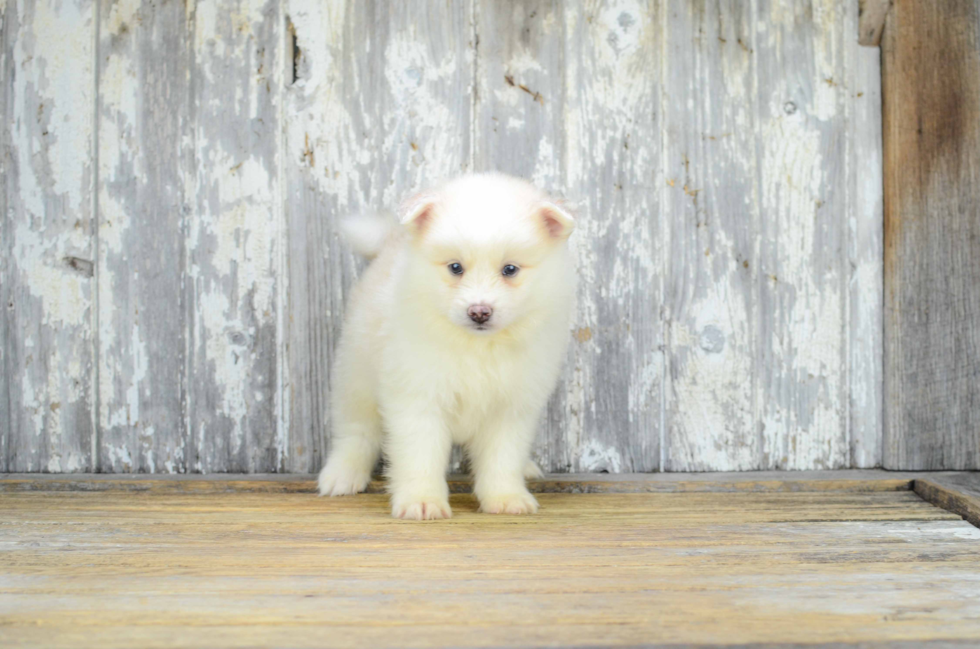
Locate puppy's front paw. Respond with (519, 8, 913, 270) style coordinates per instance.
(479, 490, 539, 515)
(391, 496, 452, 521)
(318, 462, 371, 497)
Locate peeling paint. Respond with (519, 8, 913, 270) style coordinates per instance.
(3, 0, 882, 475)
(845, 0, 883, 469)
(3, 0, 96, 472)
(578, 438, 623, 473)
(97, 0, 192, 472)
(187, 0, 283, 472)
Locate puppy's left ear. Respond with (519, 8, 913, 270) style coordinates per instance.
(399, 191, 439, 233)
(537, 201, 575, 240)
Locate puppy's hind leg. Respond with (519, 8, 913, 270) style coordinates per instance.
(318, 394, 382, 497)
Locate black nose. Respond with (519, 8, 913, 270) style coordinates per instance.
(467, 304, 493, 324)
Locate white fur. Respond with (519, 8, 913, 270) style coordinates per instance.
(318, 173, 576, 520)
(339, 213, 394, 259)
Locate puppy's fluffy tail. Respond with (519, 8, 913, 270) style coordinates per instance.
(340, 213, 396, 259)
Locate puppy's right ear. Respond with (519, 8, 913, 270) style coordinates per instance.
(399, 192, 439, 233)
(537, 201, 575, 240)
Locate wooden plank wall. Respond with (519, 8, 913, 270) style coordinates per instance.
(882, 0, 980, 470)
(2, 0, 97, 472)
(1, 0, 883, 474)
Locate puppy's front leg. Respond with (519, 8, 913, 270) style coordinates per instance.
(470, 413, 539, 515)
(385, 406, 453, 521)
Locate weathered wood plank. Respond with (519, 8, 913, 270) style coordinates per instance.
(2, 0, 886, 475)
(882, 0, 980, 470)
(665, 1, 882, 472)
(473, 1, 568, 472)
(755, 0, 849, 470)
(1, 490, 978, 648)
(283, 1, 474, 472)
(1, 0, 97, 472)
(473, 0, 564, 183)
(663, 0, 759, 471)
(0, 0, 7, 472)
(845, 0, 884, 467)
(0, 492, 960, 524)
(96, 0, 189, 472)
(475, 0, 664, 472)
(186, 0, 284, 472)
(0, 632, 973, 649)
(858, 0, 890, 47)
(0, 469, 939, 495)
(915, 473, 980, 528)
(564, 0, 663, 472)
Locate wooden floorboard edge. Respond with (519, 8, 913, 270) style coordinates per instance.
(575, 642, 977, 649)
(913, 474, 980, 528)
(3, 469, 971, 495)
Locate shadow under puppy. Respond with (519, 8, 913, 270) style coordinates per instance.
(318, 173, 576, 520)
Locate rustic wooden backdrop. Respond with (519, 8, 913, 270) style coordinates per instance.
(1, 0, 885, 474)
(882, 0, 980, 471)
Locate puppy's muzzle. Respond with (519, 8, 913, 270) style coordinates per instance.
(467, 304, 493, 324)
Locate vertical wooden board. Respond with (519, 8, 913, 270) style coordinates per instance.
(882, 0, 980, 469)
(475, 1, 664, 473)
(186, 0, 283, 472)
(857, 0, 890, 47)
(284, 0, 473, 472)
(754, 0, 849, 470)
(0, 0, 886, 476)
(662, 0, 759, 471)
(97, 0, 189, 472)
(0, 0, 7, 472)
(472, 0, 570, 471)
(473, 1, 565, 185)
(1, 0, 96, 472)
(845, 0, 883, 468)
(562, 0, 663, 472)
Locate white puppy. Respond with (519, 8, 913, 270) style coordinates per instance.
(317, 173, 576, 520)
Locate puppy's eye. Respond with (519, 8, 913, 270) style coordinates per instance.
(502, 264, 519, 277)
(448, 262, 464, 276)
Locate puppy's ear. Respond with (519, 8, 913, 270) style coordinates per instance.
(537, 201, 575, 240)
(399, 192, 439, 232)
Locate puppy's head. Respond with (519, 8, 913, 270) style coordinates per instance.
(400, 174, 575, 335)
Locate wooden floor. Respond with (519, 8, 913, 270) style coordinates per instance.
(2, 474, 980, 648)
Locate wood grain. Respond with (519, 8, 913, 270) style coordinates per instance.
(96, 0, 190, 472)
(1, 0, 886, 474)
(0, 0, 7, 472)
(915, 473, 980, 528)
(0, 469, 929, 494)
(283, 0, 474, 472)
(858, 0, 891, 47)
(847, 0, 885, 467)
(1, 489, 978, 648)
(664, 0, 883, 471)
(477, 0, 666, 472)
(663, 0, 758, 471)
(473, 0, 570, 473)
(755, 0, 850, 470)
(560, 0, 663, 472)
(185, 0, 285, 472)
(1, 0, 97, 472)
(882, 0, 980, 470)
